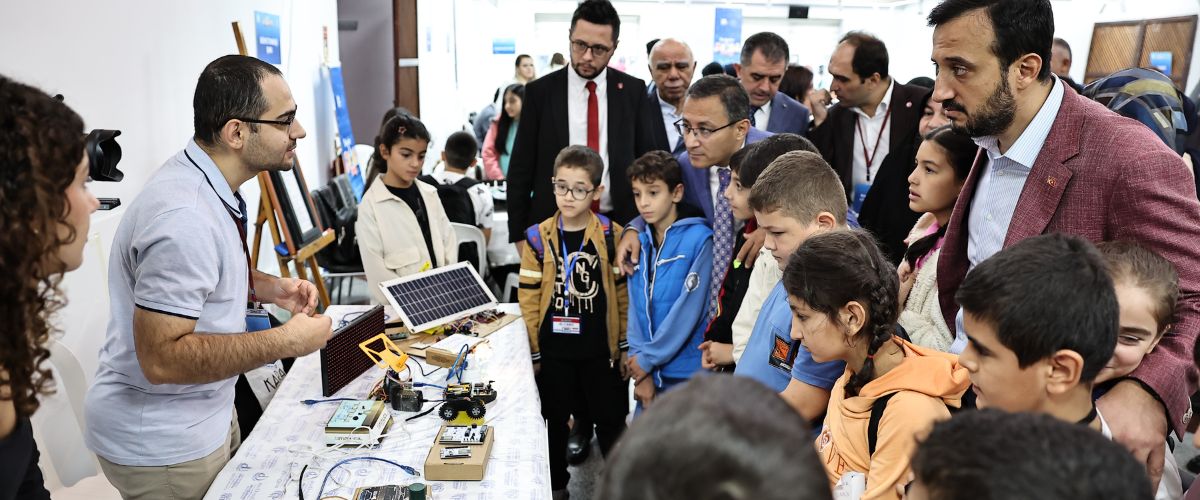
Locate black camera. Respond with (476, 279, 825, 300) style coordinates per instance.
(55, 95, 124, 210)
(86, 129, 123, 210)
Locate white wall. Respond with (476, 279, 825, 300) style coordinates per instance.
(0, 0, 340, 384)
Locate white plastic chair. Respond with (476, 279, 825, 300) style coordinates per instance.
(451, 223, 488, 277)
(34, 339, 100, 487)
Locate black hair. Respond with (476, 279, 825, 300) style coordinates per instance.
(570, 0, 620, 43)
(907, 76, 935, 89)
(554, 145, 604, 186)
(1053, 37, 1072, 59)
(728, 146, 749, 174)
(686, 74, 750, 123)
(839, 32, 889, 81)
(627, 150, 683, 190)
(442, 131, 478, 170)
(368, 111, 431, 187)
(783, 230, 898, 397)
(912, 409, 1153, 500)
(599, 376, 832, 500)
(928, 0, 1055, 82)
(514, 54, 531, 67)
(701, 61, 725, 77)
(739, 133, 819, 188)
(739, 32, 790, 66)
(956, 233, 1117, 382)
(192, 54, 284, 146)
(779, 65, 814, 103)
(645, 38, 660, 56)
(495, 83, 524, 156)
(902, 125, 976, 268)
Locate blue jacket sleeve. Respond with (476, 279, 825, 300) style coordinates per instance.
(626, 252, 649, 358)
(636, 237, 714, 373)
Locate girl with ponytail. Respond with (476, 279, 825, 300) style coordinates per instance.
(782, 230, 969, 500)
(897, 125, 975, 351)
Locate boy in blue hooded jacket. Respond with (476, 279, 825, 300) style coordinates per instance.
(625, 151, 714, 413)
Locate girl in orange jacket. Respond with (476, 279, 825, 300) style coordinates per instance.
(782, 230, 970, 499)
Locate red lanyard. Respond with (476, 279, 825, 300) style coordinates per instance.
(226, 207, 259, 306)
(185, 150, 258, 307)
(856, 105, 892, 182)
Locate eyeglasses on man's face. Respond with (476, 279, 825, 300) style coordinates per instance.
(552, 179, 597, 200)
(570, 40, 612, 58)
(674, 118, 738, 140)
(230, 108, 298, 134)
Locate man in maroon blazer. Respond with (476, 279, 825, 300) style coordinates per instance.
(929, 0, 1200, 486)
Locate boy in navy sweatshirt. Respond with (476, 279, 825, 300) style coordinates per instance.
(625, 151, 714, 413)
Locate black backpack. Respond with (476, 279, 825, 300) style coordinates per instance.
(420, 174, 478, 227)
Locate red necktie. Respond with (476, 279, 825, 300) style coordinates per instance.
(586, 80, 600, 212)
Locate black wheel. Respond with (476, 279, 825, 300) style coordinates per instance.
(438, 404, 457, 421)
(467, 401, 486, 419)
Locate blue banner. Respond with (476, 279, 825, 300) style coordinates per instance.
(492, 38, 516, 55)
(255, 11, 281, 64)
(329, 67, 364, 200)
(713, 8, 743, 66)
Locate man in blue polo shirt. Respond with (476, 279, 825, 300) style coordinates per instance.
(84, 55, 332, 500)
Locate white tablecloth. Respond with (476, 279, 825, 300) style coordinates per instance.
(204, 304, 550, 499)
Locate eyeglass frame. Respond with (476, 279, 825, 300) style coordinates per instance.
(674, 118, 740, 140)
(569, 39, 613, 58)
(551, 178, 598, 200)
(229, 107, 298, 134)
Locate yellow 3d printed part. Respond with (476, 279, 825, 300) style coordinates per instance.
(359, 333, 410, 373)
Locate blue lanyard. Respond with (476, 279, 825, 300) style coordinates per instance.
(558, 216, 588, 315)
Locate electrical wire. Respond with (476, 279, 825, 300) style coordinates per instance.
(300, 398, 358, 406)
(445, 344, 469, 384)
(406, 359, 443, 377)
(405, 401, 445, 422)
(314, 457, 419, 499)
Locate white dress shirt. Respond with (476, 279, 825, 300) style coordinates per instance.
(851, 80, 895, 186)
(659, 93, 683, 152)
(567, 67, 611, 211)
(753, 100, 772, 132)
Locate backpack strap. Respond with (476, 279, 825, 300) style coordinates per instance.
(525, 225, 545, 261)
(454, 176, 480, 188)
(868, 392, 897, 457)
(595, 214, 616, 262)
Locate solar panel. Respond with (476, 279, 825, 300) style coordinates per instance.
(320, 305, 386, 397)
(378, 262, 498, 333)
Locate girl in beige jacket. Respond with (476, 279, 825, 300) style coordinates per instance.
(357, 113, 457, 304)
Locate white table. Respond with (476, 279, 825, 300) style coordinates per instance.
(204, 304, 551, 499)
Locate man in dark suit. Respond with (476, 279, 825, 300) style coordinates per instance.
(507, 0, 650, 245)
(809, 31, 923, 263)
(929, 0, 1200, 487)
(644, 38, 695, 155)
(617, 75, 770, 315)
(735, 32, 811, 136)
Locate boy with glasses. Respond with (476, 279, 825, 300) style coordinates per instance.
(518, 145, 630, 498)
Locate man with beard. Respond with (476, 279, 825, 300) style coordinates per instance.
(85, 55, 331, 499)
(645, 38, 696, 154)
(808, 31, 925, 263)
(928, 0, 1200, 489)
(507, 0, 651, 239)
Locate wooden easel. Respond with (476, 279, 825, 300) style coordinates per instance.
(233, 21, 334, 309)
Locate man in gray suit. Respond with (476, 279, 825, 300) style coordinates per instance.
(735, 32, 811, 136)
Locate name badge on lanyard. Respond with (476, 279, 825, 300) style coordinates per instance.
(851, 182, 870, 217)
(553, 216, 588, 335)
(245, 308, 287, 407)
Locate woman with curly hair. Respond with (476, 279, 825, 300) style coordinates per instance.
(0, 75, 100, 498)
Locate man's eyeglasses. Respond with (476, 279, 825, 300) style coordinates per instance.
(230, 109, 297, 134)
(674, 119, 738, 140)
(552, 179, 597, 200)
(570, 40, 612, 58)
